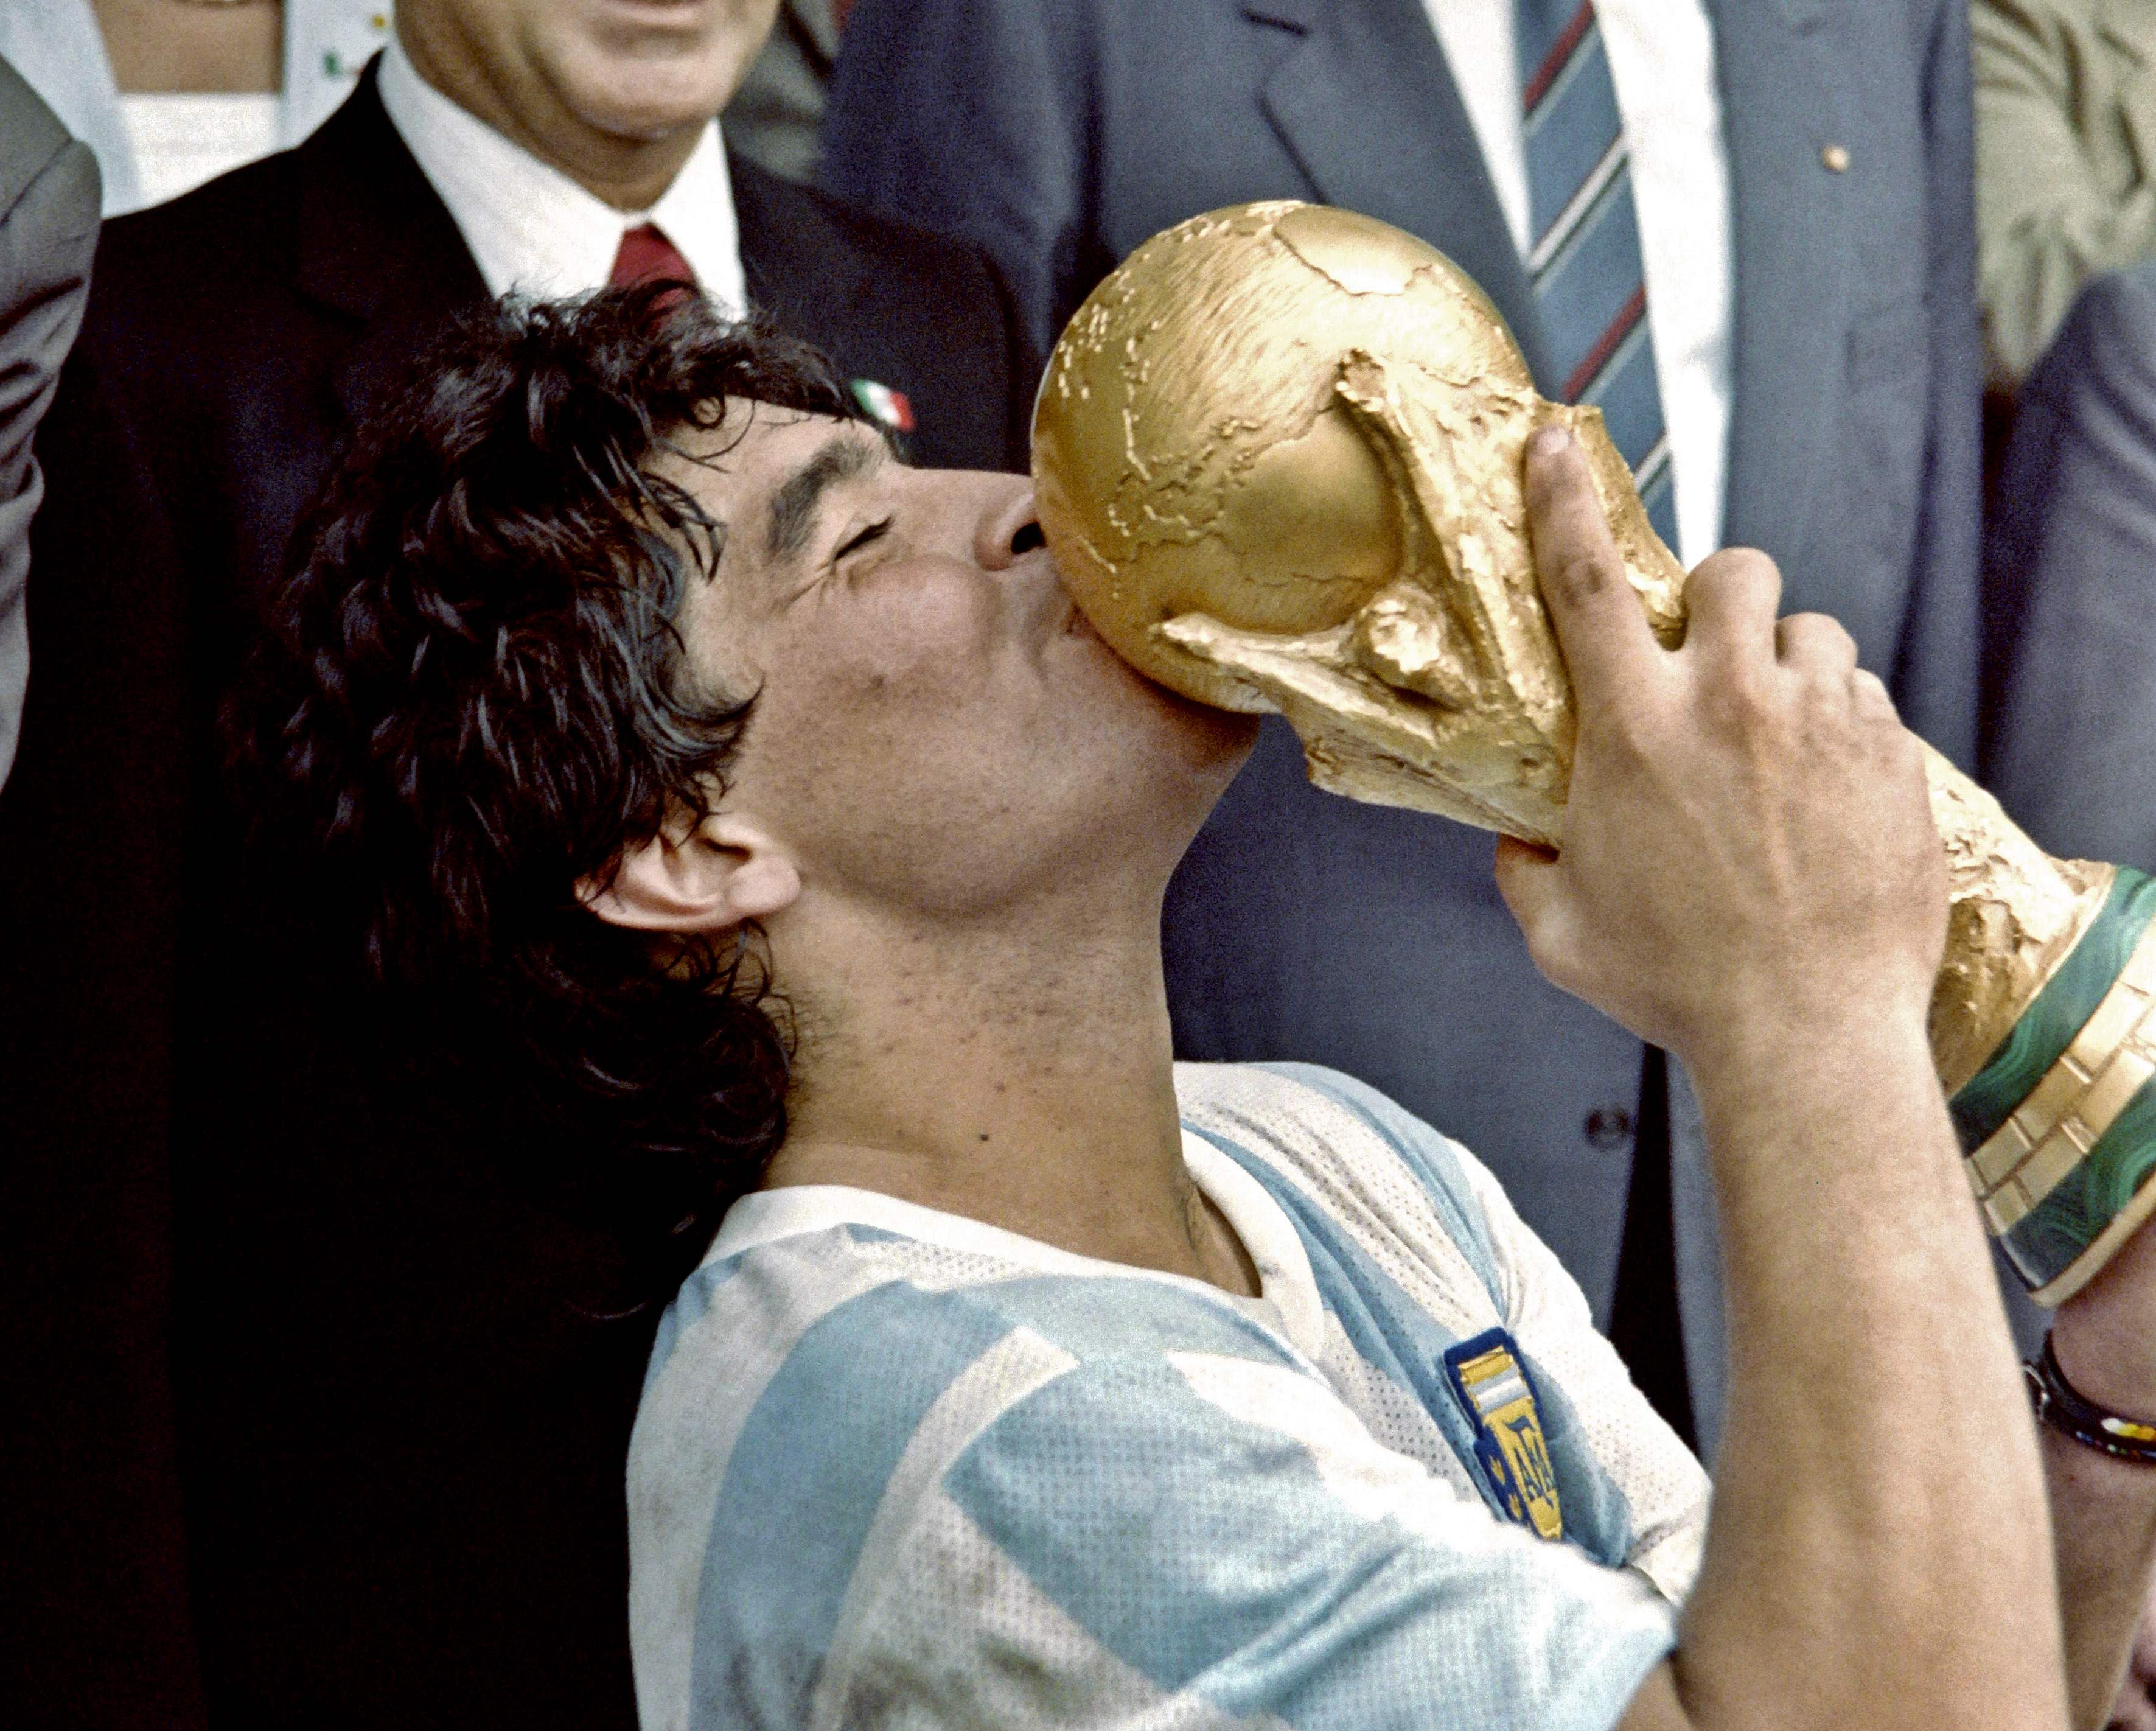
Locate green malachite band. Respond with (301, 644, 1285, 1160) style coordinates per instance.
(1950, 869, 2156, 1150)
(1945, 867, 2156, 1299)
(2006, 1082, 2156, 1293)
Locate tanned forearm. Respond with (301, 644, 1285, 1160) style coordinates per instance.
(2044, 1219, 2156, 1729)
(1655, 1017, 2066, 1731)
(2048, 1435, 2156, 1729)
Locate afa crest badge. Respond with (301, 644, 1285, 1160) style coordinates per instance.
(1442, 1329, 1564, 1541)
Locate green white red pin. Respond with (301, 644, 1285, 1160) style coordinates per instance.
(849, 378, 915, 434)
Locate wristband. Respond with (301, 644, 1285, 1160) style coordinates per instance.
(2025, 1333, 2156, 1466)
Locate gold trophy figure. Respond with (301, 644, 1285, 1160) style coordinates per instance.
(1032, 201, 2156, 1305)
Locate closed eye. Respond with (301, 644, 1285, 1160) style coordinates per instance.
(832, 517, 893, 564)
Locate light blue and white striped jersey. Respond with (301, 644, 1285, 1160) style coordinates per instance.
(629, 1062, 1709, 1731)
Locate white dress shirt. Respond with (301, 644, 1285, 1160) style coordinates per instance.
(1421, 0, 1734, 566)
(120, 93, 281, 211)
(377, 33, 747, 314)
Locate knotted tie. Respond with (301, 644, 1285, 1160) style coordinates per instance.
(1514, 0, 1677, 547)
(609, 223, 696, 288)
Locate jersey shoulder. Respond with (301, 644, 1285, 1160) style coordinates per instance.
(1175, 1059, 1510, 1291)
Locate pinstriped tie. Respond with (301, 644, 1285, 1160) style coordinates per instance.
(1515, 0, 1678, 548)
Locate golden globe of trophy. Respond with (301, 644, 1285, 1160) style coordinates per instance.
(1033, 200, 2156, 1306)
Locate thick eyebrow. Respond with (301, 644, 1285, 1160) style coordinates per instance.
(764, 433, 885, 563)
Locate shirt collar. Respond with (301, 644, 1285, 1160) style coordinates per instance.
(377, 33, 746, 314)
(705, 1128, 1329, 1363)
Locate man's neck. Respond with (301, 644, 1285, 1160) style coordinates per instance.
(762, 892, 1261, 1299)
(397, 25, 701, 212)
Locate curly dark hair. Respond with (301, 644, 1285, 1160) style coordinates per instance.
(238, 285, 863, 1289)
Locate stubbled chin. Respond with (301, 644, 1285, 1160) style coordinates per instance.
(1182, 695, 1265, 771)
(1052, 600, 1258, 783)
(1129, 655, 1261, 775)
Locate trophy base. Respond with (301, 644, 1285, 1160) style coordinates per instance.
(1950, 867, 2156, 1305)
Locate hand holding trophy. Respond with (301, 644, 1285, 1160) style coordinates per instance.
(1032, 200, 2156, 1304)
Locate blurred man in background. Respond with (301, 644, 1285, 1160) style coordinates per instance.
(1984, 264, 2156, 892)
(0, 0, 389, 215)
(1973, 0, 2156, 391)
(0, 1, 1025, 1726)
(821, 0, 1986, 1459)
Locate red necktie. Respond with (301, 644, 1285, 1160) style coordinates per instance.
(609, 223, 696, 288)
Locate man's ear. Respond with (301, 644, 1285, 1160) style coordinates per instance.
(576, 811, 801, 934)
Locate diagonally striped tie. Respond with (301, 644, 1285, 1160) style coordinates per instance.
(1515, 0, 1678, 548)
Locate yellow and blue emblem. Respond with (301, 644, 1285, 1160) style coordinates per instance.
(1442, 1328, 1564, 1541)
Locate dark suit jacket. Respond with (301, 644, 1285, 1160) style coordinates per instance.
(0, 67, 1025, 1731)
(1983, 259, 2156, 873)
(822, 0, 1984, 1453)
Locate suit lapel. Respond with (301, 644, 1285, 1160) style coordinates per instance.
(731, 152, 874, 335)
(1244, 0, 1549, 383)
(1711, 0, 1854, 557)
(292, 67, 489, 427)
(0, 59, 71, 211)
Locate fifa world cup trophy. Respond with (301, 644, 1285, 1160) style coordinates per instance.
(1033, 200, 2156, 1305)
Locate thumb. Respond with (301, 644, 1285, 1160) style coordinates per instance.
(1493, 835, 1574, 981)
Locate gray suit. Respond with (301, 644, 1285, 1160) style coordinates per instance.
(822, 0, 1984, 1455)
(724, 0, 843, 184)
(0, 56, 97, 791)
(1985, 260, 2156, 875)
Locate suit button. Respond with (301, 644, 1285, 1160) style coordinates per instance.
(1583, 1106, 1636, 1150)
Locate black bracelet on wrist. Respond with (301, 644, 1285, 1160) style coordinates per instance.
(2025, 1333, 2156, 1466)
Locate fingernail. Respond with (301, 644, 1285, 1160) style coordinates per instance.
(1528, 426, 1572, 461)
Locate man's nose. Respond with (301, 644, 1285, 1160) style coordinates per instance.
(975, 476, 1045, 570)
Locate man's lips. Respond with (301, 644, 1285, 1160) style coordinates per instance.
(1038, 553, 1101, 643)
(589, 0, 718, 30)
